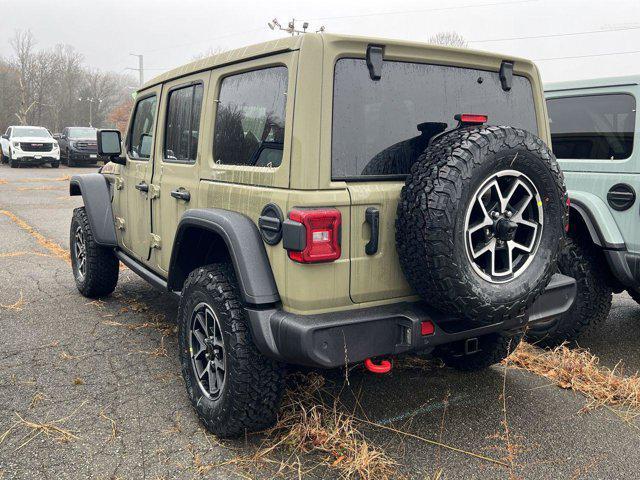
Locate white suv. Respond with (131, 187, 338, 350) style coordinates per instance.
(0, 126, 60, 168)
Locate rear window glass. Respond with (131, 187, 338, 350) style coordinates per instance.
(213, 67, 287, 168)
(331, 59, 538, 179)
(547, 94, 636, 160)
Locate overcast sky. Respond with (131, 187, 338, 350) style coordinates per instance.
(2, 0, 639, 84)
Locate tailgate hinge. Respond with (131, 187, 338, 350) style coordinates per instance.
(149, 233, 161, 249)
(148, 184, 161, 199)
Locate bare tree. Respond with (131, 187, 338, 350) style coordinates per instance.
(10, 30, 37, 125)
(428, 31, 468, 48)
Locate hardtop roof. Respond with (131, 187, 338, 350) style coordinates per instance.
(140, 33, 537, 91)
(546, 75, 640, 93)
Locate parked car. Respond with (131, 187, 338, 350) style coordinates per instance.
(58, 126, 99, 167)
(68, 33, 575, 438)
(527, 76, 640, 346)
(0, 125, 60, 168)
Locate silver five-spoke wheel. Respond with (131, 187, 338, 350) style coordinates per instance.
(189, 302, 226, 400)
(464, 169, 543, 283)
(73, 225, 87, 280)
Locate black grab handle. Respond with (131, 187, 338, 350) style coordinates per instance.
(365, 207, 379, 255)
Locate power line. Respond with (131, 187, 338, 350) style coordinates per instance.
(535, 50, 640, 61)
(308, 0, 537, 21)
(471, 25, 640, 43)
(145, 27, 264, 54)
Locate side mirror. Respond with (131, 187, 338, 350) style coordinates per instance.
(97, 129, 126, 166)
(52, 133, 61, 140)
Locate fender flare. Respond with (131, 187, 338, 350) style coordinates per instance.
(568, 190, 626, 251)
(69, 173, 117, 247)
(168, 209, 280, 306)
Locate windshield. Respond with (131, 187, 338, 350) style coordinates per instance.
(331, 59, 538, 179)
(12, 127, 51, 138)
(68, 127, 97, 139)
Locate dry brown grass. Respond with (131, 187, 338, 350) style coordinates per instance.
(16, 185, 66, 191)
(15, 175, 70, 183)
(99, 410, 118, 442)
(506, 341, 640, 413)
(0, 210, 70, 263)
(0, 291, 26, 311)
(255, 373, 397, 480)
(0, 412, 79, 451)
(0, 250, 51, 258)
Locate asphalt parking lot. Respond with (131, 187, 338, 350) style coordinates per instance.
(1, 164, 639, 479)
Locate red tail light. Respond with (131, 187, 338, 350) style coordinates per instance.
(455, 113, 488, 125)
(286, 209, 341, 263)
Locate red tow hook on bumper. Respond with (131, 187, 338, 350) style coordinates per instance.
(364, 358, 392, 374)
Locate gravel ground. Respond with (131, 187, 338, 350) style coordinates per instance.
(0, 163, 639, 479)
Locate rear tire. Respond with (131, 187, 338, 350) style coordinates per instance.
(526, 238, 612, 347)
(437, 331, 523, 372)
(70, 207, 119, 298)
(396, 126, 568, 325)
(178, 263, 285, 438)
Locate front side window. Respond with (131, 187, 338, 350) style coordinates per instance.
(164, 84, 203, 162)
(547, 94, 636, 160)
(213, 67, 288, 167)
(128, 95, 157, 160)
(331, 59, 538, 179)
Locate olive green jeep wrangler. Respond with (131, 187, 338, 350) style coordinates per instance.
(68, 33, 575, 438)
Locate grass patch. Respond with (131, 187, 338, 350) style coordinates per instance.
(506, 341, 640, 413)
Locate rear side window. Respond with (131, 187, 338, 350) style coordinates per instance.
(331, 59, 538, 179)
(128, 95, 157, 160)
(213, 67, 287, 167)
(164, 84, 203, 162)
(547, 94, 636, 160)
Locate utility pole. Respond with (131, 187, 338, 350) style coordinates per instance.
(128, 53, 144, 86)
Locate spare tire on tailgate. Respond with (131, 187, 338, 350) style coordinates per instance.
(396, 126, 568, 325)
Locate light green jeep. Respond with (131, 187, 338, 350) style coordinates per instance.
(528, 77, 639, 346)
(68, 33, 574, 437)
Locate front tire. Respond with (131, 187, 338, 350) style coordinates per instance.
(178, 264, 285, 438)
(526, 238, 612, 347)
(70, 207, 119, 297)
(436, 331, 523, 372)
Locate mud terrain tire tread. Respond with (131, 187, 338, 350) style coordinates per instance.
(526, 238, 612, 347)
(178, 263, 285, 439)
(396, 126, 567, 324)
(70, 207, 119, 298)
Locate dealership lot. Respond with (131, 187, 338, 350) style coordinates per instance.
(1, 164, 639, 479)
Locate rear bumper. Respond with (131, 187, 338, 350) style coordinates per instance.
(247, 273, 576, 368)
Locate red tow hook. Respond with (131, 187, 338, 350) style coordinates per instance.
(364, 358, 392, 374)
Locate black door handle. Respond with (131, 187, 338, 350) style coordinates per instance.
(365, 207, 379, 255)
(135, 181, 148, 192)
(170, 189, 191, 202)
